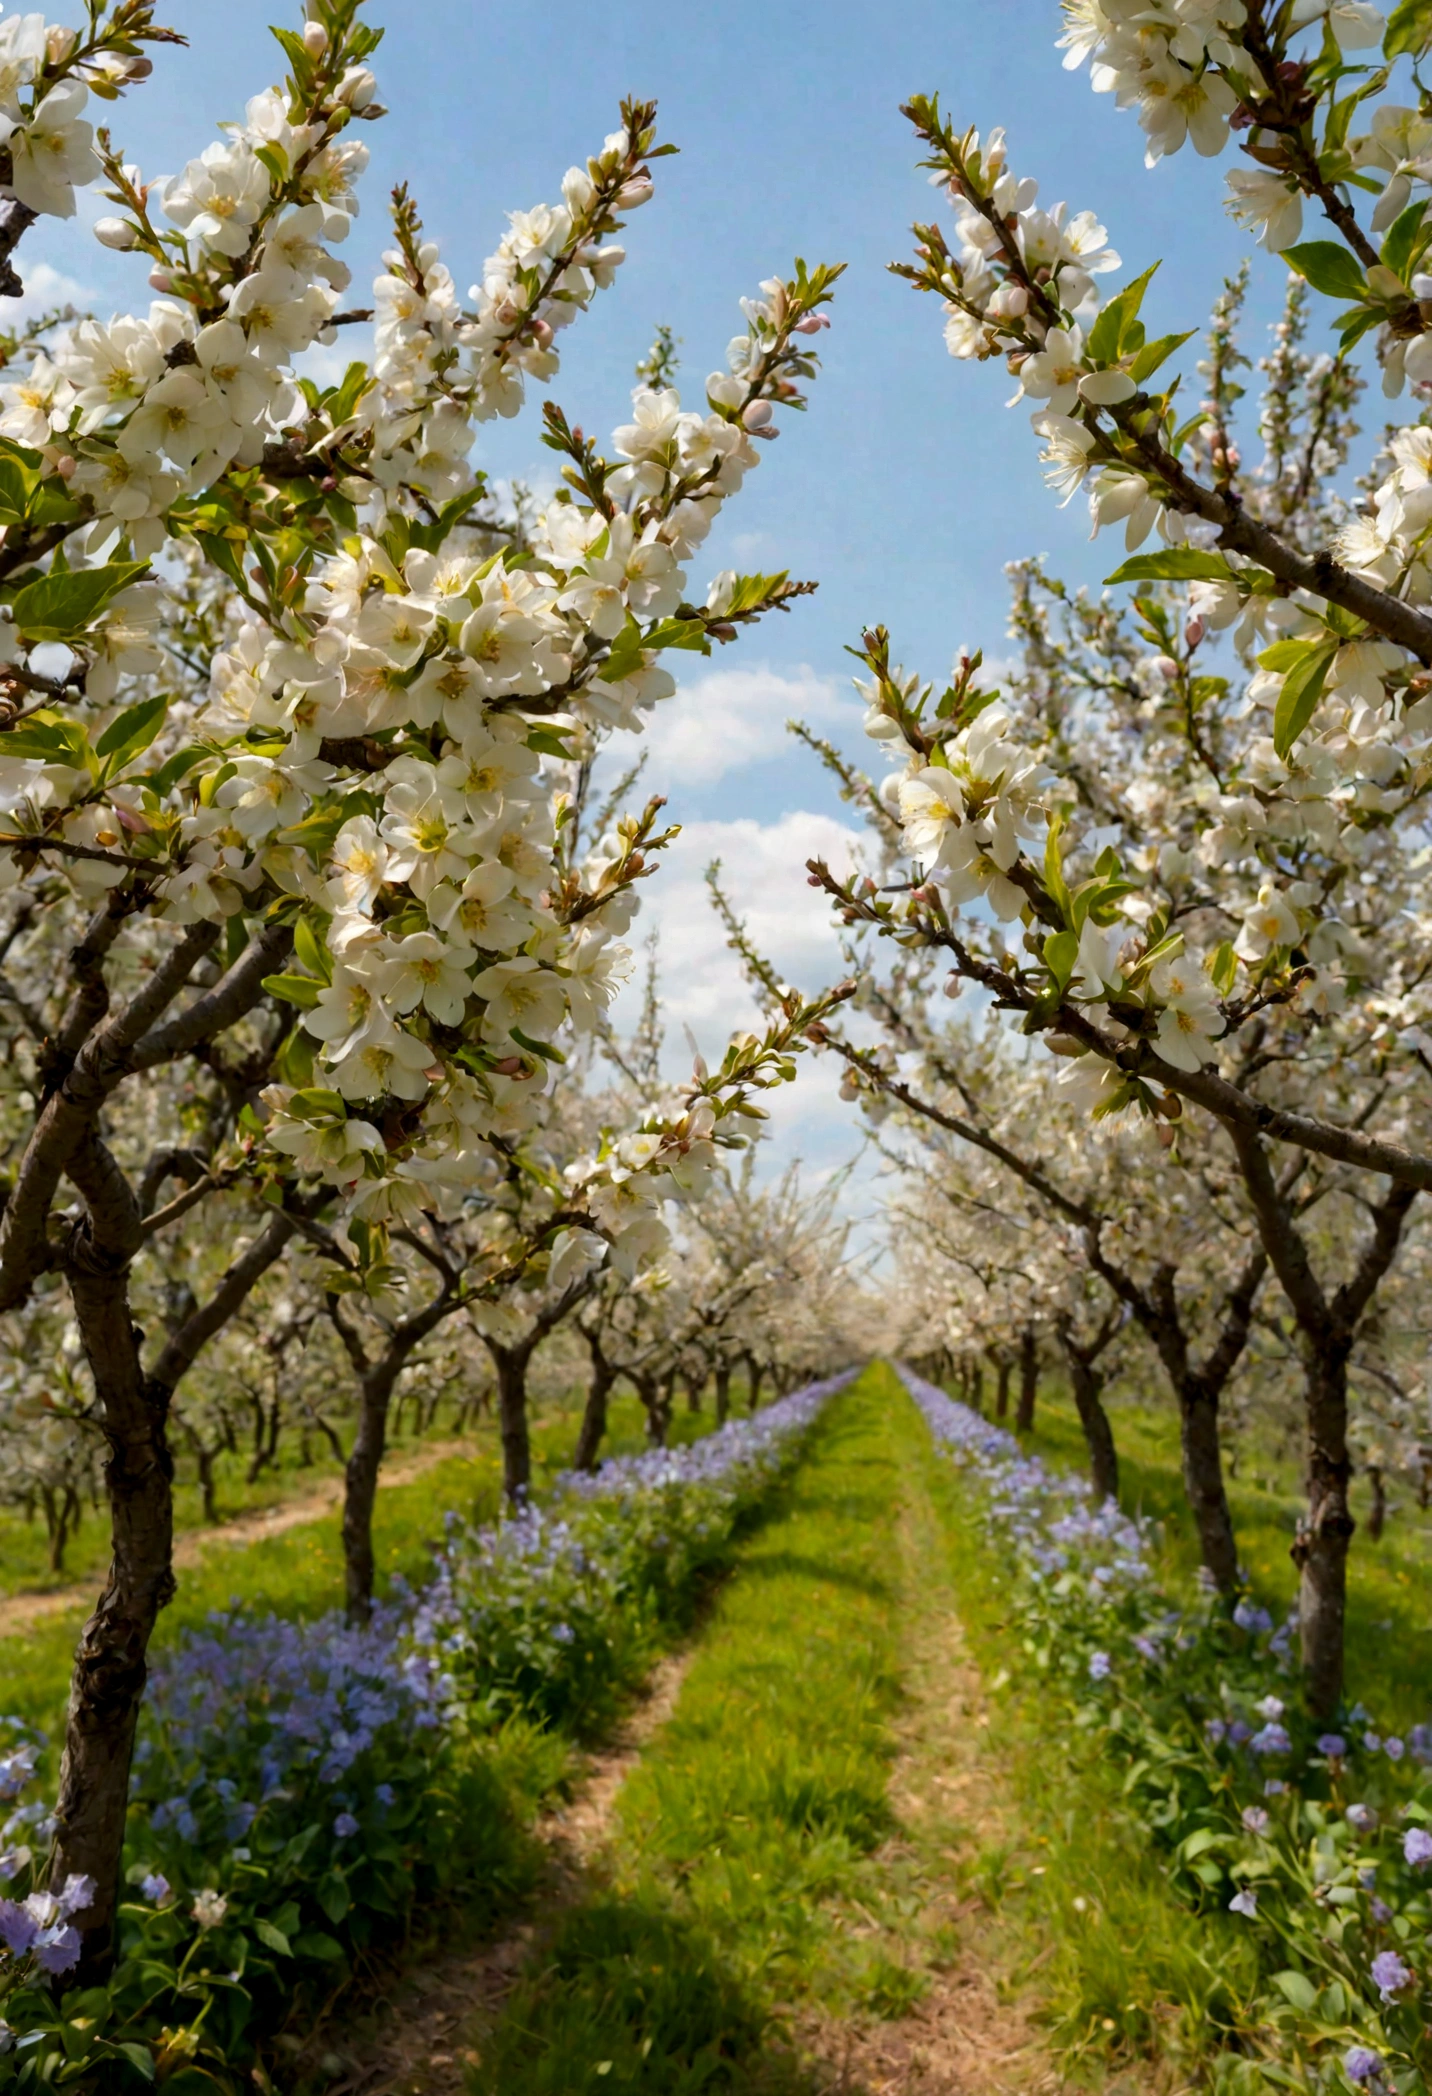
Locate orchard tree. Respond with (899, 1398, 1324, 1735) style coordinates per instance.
(797, 3, 1432, 1714)
(0, 0, 850, 1972)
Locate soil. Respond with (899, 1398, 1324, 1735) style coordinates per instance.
(0, 1439, 476, 1641)
(313, 1650, 693, 2096)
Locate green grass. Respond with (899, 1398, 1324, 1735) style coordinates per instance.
(1019, 1383, 1432, 1730)
(469, 1371, 912, 2094)
(0, 1385, 716, 1767)
(918, 1417, 1264, 2081)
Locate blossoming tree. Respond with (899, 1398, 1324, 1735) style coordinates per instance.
(0, 0, 850, 1974)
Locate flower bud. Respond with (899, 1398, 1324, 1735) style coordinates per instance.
(942, 972, 963, 999)
(302, 20, 329, 53)
(45, 23, 76, 62)
(793, 311, 829, 335)
(615, 177, 654, 210)
(742, 399, 774, 431)
(1184, 616, 1205, 648)
(148, 268, 174, 293)
(95, 216, 139, 251)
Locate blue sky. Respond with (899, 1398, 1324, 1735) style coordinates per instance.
(31, 0, 1324, 1210)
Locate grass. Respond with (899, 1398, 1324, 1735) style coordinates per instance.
(468, 1369, 913, 2094)
(918, 1415, 1265, 2082)
(1, 1384, 717, 1769)
(1020, 1382, 1432, 1730)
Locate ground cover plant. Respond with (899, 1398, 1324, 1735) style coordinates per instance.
(0, 1373, 848, 2087)
(901, 1363, 1432, 2091)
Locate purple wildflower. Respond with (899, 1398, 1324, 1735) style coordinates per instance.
(140, 1873, 170, 1904)
(1343, 2047, 1382, 2085)
(1088, 1651, 1112, 1682)
(1347, 1803, 1379, 1834)
(1370, 1949, 1411, 2001)
(1403, 1828, 1432, 1869)
(333, 1812, 359, 1840)
(32, 1924, 79, 1974)
(1371, 1896, 1394, 1924)
(1317, 1733, 1348, 1759)
(1233, 1599, 1273, 1634)
(1363, 1732, 1382, 1754)
(1384, 1736, 1405, 1762)
(1228, 1887, 1258, 1917)
(1241, 1806, 1271, 1836)
(0, 1900, 36, 1954)
(1251, 1722, 1291, 1757)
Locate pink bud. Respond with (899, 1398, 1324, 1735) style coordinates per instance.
(148, 268, 173, 293)
(793, 312, 830, 335)
(1184, 616, 1205, 648)
(1155, 655, 1179, 680)
(56, 455, 76, 480)
(530, 318, 553, 348)
(742, 399, 774, 431)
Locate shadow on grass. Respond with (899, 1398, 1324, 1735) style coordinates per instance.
(468, 1891, 831, 2096)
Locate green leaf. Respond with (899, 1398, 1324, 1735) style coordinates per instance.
(509, 1023, 566, 1065)
(95, 693, 167, 773)
(1210, 939, 1238, 995)
(1104, 549, 1234, 585)
(9, 561, 149, 640)
(253, 1919, 291, 1956)
(316, 1872, 351, 1926)
(1129, 329, 1196, 385)
(1180, 1826, 1227, 1860)
(292, 915, 332, 984)
(146, 744, 208, 797)
(526, 725, 577, 759)
(1386, 0, 1432, 58)
(1086, 261, 1159, 365)
(0, 714, 90, 765)
(1272, 1970, 1317, 2013)
(291, 1928, 346, 1962)
(115, 2044, 157, 2081)
(262, 972, 323, 1009)
(1281, 240, 1368, 303)
(1043, 927, 1078, 987)
(1381, 197, 1432, 283)
(1273, 638, 1339, 758)
(1044, 813, 1072, 925)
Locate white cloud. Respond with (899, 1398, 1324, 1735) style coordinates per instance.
(605, 805, 880, 1235)
(10, 260, 92, 320)
(614, 805, 862, 1042)
(638, 661, 859, 790)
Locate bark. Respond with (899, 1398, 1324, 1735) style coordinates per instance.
(342, 1351, 404, 1625)
(994, 1354, 1011, 1421)
(49, 1263, 174, 1982)
(574, 1340, 615, 1472)
(493, 1342, 533, 1504)
(1060, 1338, 1120, 1505)
(684, 1370, 705, 1414)
(1178, 1388, 1240, 1593)
(632, 1369, 671, 1448)
(1367, 1464, 1386, 1543)
(745, 1353, 765, 1415)
(1017, 1326, 1038, 1430)
(714, 1361, 731, 1424)
(1229, 1122, 1416, 1716)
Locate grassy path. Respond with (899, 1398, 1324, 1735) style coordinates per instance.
(454, 1365, 1090, 2096)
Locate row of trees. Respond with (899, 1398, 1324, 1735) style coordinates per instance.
(0, 0, 857, 1977)
(777, 0, 1432, 1724)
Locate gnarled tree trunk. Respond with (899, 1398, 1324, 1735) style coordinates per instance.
(574, 1337, 614, 1472)
(714, 1361, 731, 1423)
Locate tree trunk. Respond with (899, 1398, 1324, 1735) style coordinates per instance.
(633, 1371, 669, 1448)
(1178, 1386, 1239, 1593)
(970, 1361, 985, 1417)
(994, 1356, 1011, 1421)
(1016, 1325, 1038, 1430)
(714, 1362, 731, 1424)
(684, 1370, 704, 1414)
(1367, 1463, 1386, 1543)
(745, 1355, 764, 1415)
(49, 1264, 175, 1982)
(1296, 1346, 1355, 1717)
(574, 1349, 614, 1472)
(1064, 1350, 1119, 1505)
(343, 1356, 401, 1625)
(493, 1342, 533, 1504)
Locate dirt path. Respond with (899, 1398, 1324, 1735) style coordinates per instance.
(0, 1440, 476, 1642)
(790, 1408, 1169, 2096)
(317, 1648, 694, 2096)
